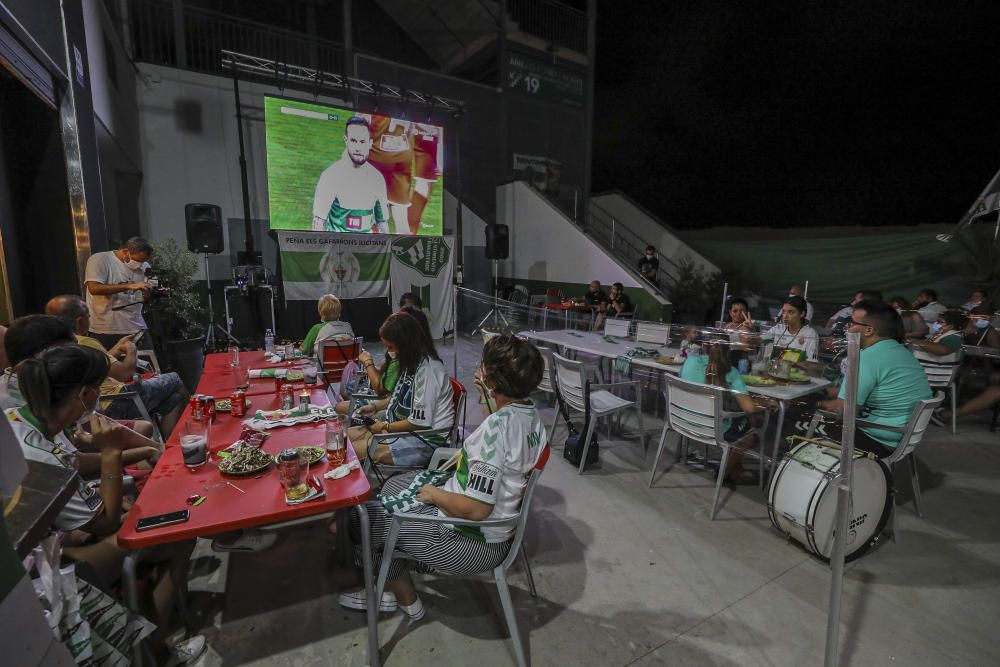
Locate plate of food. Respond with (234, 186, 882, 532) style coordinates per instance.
(215, 398, 253, 412)
(217, 443, 273, 476)
(742, 374, 777, 387)
(284, 370, 305, 382)
(273, 446, 326, 466)
(785, 369, 812, 384)
(657, 355, 685, 365)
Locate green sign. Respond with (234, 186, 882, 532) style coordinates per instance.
(506, 52, 584, 108)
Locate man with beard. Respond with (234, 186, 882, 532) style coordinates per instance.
(312, 116, 390, 233)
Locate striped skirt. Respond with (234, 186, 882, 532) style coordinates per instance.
(350, 471, 511, 581)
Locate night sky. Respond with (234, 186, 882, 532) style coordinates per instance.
(592, 1, 1000, 229)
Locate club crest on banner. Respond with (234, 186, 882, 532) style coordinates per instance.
(392, 237, 451, 278)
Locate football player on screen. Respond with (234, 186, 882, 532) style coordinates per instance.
(312, 116, 390, 234)
(361, 113, 413, 235)
(409, 122, 442, 234)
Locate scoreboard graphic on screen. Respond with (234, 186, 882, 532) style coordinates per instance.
(264, 96, 444, 236)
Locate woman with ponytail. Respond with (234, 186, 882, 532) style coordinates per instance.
(7, 344, 202, 662)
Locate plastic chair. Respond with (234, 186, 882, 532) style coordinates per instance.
(374, 446, 551, 667)
(551, 353, 646, 474)
(317, 337, 363, 387)
(806, 392, 944, 534)
(912, 350, 961, 434)
(604, 319, 631, 338)
(534, 345, 557, 403)
(648, 375, 769, 520)
(635, 322, 670, 346)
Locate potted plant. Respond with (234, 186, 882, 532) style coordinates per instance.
(144, 238, 206, 392)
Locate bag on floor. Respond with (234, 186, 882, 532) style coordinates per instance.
(563, 432, 599, 467)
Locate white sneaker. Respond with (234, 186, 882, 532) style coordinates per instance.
(339, 589, 398, 613)
(166, 635, 207, 666)
(399, 596, 425, 621)
(211, 530, 277, 553)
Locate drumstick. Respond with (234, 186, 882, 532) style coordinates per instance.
(437, 449, 463, 471)
(786, 435, 876, 459)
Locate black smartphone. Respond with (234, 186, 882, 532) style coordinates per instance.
(135, 509, 190, 532)
(130, 330, 146, 344)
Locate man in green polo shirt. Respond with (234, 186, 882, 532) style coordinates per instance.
(816, 300, 932, 458)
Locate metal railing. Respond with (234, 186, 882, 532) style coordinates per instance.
(131, 0, 345, 75)
(509, 0, 588, 53)
(584, 200, 680, 288)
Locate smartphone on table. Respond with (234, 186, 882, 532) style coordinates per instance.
(135, 509, 190, 532)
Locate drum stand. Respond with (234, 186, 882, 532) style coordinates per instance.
(472, 259, 512, 335)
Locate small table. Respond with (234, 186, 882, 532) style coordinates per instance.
(5, 461, 78, 558)
(541, 302, 591, 329)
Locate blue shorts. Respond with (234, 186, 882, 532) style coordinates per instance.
(105, 372, 184, 418)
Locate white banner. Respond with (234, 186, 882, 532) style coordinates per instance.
(390, 236, 455, 339)
(277, 231, 391, 300)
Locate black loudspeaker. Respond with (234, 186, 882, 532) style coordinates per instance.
(485, 224, 509, 259)
(185, 203, 224, 254)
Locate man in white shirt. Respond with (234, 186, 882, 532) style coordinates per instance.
(311, 116, 390, 234)
(914, 288, 947, 325)
(84, 237, 153, 351)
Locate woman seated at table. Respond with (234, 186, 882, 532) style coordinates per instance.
(758, 295, 819, 363)
(888, 296, 929, 340)
(335, 307, 431, 415)
(301, 294, 354, 357)
(337, 335, 547, 618)
(680, 337, 764, 483)
(7, 344, 201, 662)
(910, 310, 966, 359)
(348, 310, 454, 467)
(963, 306, 1000, 349)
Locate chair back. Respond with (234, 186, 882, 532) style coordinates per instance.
(535, 345, 556, 394)
(604, 319, 631, 338)
(913, 350, 962, 388)
(545, 287, 562, 304)
(508, 286, 529, 305)
(635, 322, 670, 346)
(552, 352, 587, 413)
(318, 337, 363, 386)
(501, 444, 551, 572)
(449, 378, 468, 445)
(663, 374, 725, 446)
(882, 392, 945, 464)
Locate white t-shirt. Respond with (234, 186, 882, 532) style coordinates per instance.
(311, 154, 390, 233)
(763, 323, 819, 361)
(917, 301, 947, 325)
(85, 250, 149, 333)
(0, 371, 22, 410)
(408, 357, 454, 435)
(6, 407, 103, 530)
(441, 401, 546, 542)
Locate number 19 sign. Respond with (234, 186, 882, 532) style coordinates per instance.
(506, 52, 584, 108)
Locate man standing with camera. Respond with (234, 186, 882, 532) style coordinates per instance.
(84, 237, 154, 351)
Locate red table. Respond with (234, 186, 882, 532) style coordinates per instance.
(543, 301, 592, 328)
(197, 365, 320, 398)
(202, 350, 310, 373)
(117, 353, 382, 665)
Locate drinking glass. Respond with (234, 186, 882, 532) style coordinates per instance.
(180, 420, 209, 468)
(278, 449, 309, 500)
(325, 416, 347, 466)
(229, 345, 240, 368)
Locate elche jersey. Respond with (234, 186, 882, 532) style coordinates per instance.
(311, 154, 389, 233)
(441, 401, 546, 543)
(386, 357, 453, 446)
(6, 407, 103, 530)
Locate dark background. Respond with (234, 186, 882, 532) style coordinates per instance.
(592, 0, 1000, 229)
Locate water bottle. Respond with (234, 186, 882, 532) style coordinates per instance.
(264, 329, 275, 354)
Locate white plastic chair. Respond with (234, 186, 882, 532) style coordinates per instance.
(635, 322, 670, 346)
(534, 345, 557, 403)
(604, 318, 631, 338)
(648, 375, 769, 520)
(551, 352, 646, 473)
(912, 349, 961, 434)
(373, 446, 551, 667)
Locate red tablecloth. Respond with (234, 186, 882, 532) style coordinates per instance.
(202, 350, 310, 373)
(118, 357, 365, 549)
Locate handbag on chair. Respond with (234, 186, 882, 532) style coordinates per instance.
(562, 379, 600, 467)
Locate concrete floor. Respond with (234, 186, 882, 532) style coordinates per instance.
(182, 338, 1000, 666)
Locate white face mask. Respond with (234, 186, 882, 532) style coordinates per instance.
(387, 350, 398, 359)
(645, 253, 654, 258)
(75, 389, 98, 427)
(126, 259, 142, 270)
(929, 322, 943, 335)
(974, 319, 990, 329)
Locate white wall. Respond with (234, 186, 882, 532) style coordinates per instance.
(496, 182, 667, 304)
(591, 192, 718, 276)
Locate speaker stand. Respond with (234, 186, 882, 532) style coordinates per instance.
(472, 259, 511, 335)
(201, 254, 240, 351)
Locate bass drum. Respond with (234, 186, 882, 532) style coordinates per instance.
(768, 441, 892, 562)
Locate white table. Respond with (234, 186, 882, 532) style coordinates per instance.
(521, 329, 831, 482)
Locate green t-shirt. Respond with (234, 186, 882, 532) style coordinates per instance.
(935, 331, 963, 353)
(301, 322, 325, 356)
(838, 339, 932, 447)
(679, 354, 747, 431)
(382, 358, 400, 394)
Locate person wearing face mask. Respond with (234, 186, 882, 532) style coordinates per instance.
(638, 245, 660, 285)
(336, 335, 546, 620)
(910, 310, 966, 359)
(963, 306, 1000, 348)
(84, 237, 154, 351)
(815, 300, 932, 458)
(6, 343, 204, 663)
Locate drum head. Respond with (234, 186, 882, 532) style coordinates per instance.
(810, 456, 892, 561)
